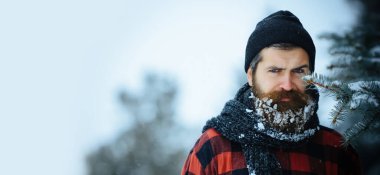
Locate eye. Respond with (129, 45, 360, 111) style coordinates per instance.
(268, 68, 281, 73)
(293, 68, 305, 74)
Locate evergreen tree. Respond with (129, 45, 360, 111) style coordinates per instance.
(308, 0, 380, 174)
(86, 73, 187, 175)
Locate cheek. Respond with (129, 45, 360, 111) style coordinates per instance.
(260, 82, 276, 94)
(254, 74, 277, 93)
(293, 78, 307, 92)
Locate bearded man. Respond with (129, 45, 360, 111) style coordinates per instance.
(181, 10, 361, 175)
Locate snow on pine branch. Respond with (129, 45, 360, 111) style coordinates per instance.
(303, 74, 379, 110)
(348, 81, 380, 109)
(303, 74, 380, 144)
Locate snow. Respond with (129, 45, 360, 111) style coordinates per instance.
(370, 45, 380, 55)
(348, 81, 380, 91)
(265, 99, 273, 106)
(304, 103, 313, 113)
(369, 58, 380, 63)
(273, 104, 278, 110)
(254, 96, 316, 132)
(302, 76, 379, 113)
(249, 92, 254, 99)
(348, 81, 380, 109)
(273, 112, 282, 124)
(331, 80, 342, 87)
(302, 75, 313, 81)
(302, 76, 379, 110)
(349, 93, 378, 109)
(250, 93, 319, 141)
(238, 133, 245, 139)
(257, 122, 265, 130)
(302, 75, 343, 88)
(264, 127, 319, 142)
(348, 81, 365, 91)
(246, 109, 253, 113)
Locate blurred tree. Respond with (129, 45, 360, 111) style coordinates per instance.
(319, 0, 380, 174)
(86, 73, 187, 175)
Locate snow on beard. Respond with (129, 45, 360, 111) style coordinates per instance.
(251, 86, 316, 133)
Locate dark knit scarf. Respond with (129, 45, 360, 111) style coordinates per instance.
(203, 83, 320, 175)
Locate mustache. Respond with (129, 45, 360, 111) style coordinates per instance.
(254, 89, 309, 112)
(265, 90, 307, 103)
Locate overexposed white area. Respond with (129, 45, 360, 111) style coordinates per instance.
(0, 0, 358, 175)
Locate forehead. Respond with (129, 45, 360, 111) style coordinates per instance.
(259, 47, 309, 67)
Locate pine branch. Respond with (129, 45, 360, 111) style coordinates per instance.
(303, 74, 351, 100)
(303, 74, 380, 145)
(329, 101, 349, 126)
(342, 114, 375, 146)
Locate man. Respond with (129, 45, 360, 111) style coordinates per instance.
(181, 10, 361, 175)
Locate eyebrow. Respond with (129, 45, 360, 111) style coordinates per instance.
(266, 64, 309, 70)
(292, 64, 309, 70)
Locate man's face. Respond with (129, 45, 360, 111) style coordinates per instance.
(247, 47, 310, 110)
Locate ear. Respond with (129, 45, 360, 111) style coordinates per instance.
(247, 67, 253, 86)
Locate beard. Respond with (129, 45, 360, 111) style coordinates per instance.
(251, 79, 316, 133)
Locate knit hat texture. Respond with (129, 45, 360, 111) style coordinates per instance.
(245, 10, 315, 73)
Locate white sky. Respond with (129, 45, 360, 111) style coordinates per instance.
(0, 1, 358, 175)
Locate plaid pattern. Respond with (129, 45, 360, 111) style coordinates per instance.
(181, 126, 361, 175)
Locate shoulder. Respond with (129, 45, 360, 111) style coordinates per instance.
(182, 128, 244, 174)
(192, 128, 236, 155)
(317, 126, 362, 173)
(313, 125, 345, 147)
(194, 128, 243, 165)
(200, 128, 224, 142)
(314, 125, 361, 157)
(190, 128, 223, 152)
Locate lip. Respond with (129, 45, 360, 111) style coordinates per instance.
(280, 98, 291, 102)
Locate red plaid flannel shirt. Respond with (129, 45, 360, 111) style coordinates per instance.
(181, 126, 361, 175)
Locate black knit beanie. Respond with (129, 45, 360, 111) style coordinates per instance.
(245, 10, 315, 73)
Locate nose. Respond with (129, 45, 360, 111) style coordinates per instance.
(279, 74, 294, 91)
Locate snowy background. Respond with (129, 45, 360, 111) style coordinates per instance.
(0, 0, 358, 175)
